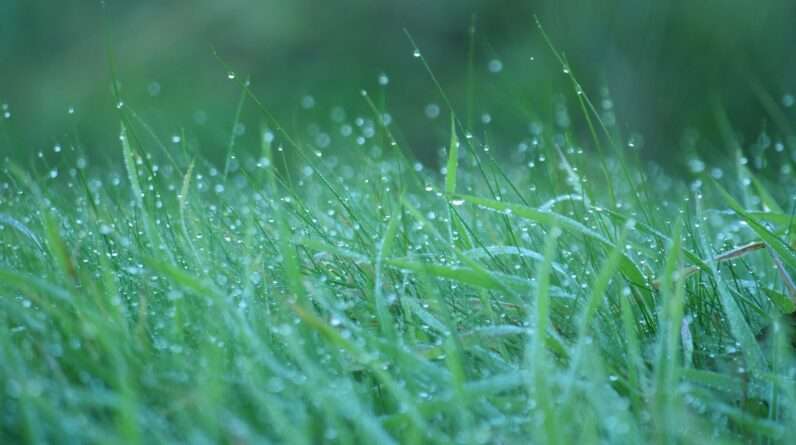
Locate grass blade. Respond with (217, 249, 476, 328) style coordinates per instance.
(715, 182, 796, 271)
(445, 114, 459, 196)
(454, 193, 646, 286)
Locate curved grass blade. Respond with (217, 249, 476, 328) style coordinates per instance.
(299, 239, 369, 264)
(462, 245, 567, 275)
(715, 182, 796, 271)
(762, 288, 796, 314)
(0, 268, 73, 303)
(598, 206, 709, 271)
(386, 258, 533, 295)
(746, 211, 796, 236)
(454, 193, 646, 286)
(0, 212, 44, 252)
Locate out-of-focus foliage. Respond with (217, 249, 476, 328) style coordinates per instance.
(1, 0, 795, 164)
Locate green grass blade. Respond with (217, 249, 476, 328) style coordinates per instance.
(715, 182, 796, 271)
(454, 193, 646, 286)
(445, 114, 459, 196)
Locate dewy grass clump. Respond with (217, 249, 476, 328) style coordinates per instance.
(3, 40, 796, 444)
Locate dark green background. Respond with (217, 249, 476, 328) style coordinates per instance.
(2, 0, 795, 163)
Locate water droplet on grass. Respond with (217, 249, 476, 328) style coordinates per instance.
(424, 103, 440, 119)
(688, 159, 705, 173)
(147, 81, 161, 96)
(301, 95, 315, 109)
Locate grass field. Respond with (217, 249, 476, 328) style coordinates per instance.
(3, 33, 796, 444)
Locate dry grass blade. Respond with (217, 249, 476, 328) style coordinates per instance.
(654, 241, 766, 288)
(769, 249, 796, 302)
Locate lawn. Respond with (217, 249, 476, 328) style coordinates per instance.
(3, 17, 796, 445)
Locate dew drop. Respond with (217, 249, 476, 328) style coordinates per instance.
(301, 95, 315, 109)
(488, 59, 503, 73)
(424, 103, 440, 119)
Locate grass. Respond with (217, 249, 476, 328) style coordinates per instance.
(3, 43, 796, 444)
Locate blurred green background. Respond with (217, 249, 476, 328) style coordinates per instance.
(1, 0, 795, 164)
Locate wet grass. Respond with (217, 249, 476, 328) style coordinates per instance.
(2, 51, 796, 444)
